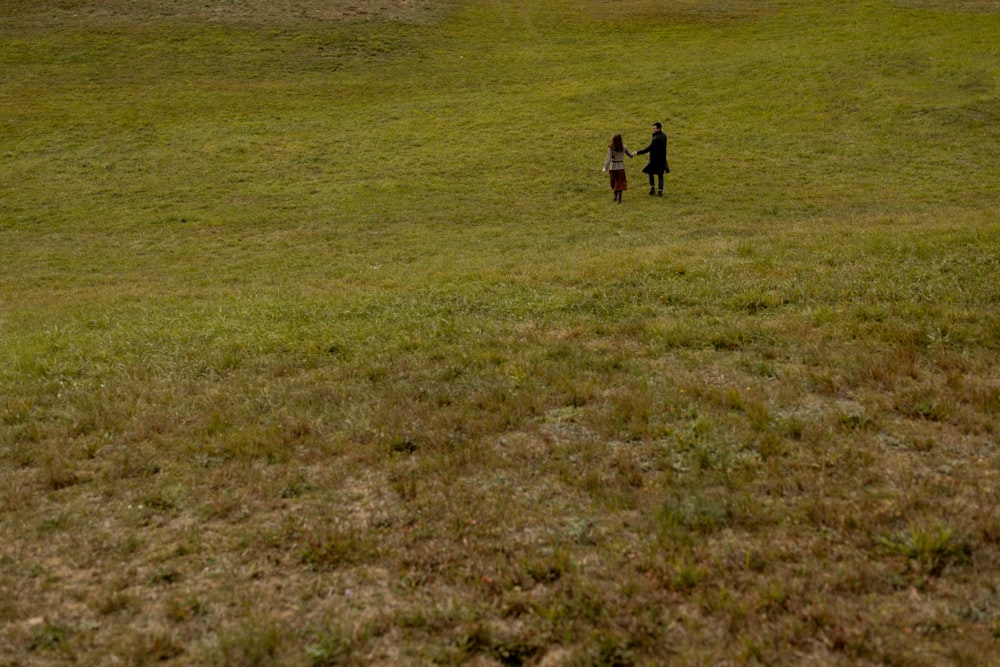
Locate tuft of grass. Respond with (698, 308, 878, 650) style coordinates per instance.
(879, 524, 972, 577)
(298, 521, 377, 571)
(215, 613, 285, 667)
(128, 632, 185, 664)
(305, 630, 355, 667)
(657, 494, 731, 539)
(28, 622, 74, 653)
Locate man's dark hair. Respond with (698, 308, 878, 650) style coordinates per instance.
(653, 122, 662, 130)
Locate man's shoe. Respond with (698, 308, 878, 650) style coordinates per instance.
(658, 191, 663, 197)
(649, 188, 655, 195)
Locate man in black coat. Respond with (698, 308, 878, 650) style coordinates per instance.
(634, 122, 669, 196)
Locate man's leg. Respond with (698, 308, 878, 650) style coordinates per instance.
(658, 173, 664, 195)
(648, 173, 655, 195)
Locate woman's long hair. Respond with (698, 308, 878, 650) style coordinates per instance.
(609, 134, 624, 152)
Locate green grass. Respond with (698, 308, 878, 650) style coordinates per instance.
(2, 0, 1000, 664)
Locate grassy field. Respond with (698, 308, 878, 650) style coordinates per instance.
(2, 0, 1000, 664)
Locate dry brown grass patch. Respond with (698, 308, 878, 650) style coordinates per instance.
(1, 0, 455, 30)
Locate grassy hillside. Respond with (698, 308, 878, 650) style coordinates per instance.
(2, 0, 999, 664)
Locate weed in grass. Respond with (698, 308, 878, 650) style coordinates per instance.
(215, 614, 284, 667)
(611, 450, 645, 489)
(589, 637, 637, 667)
(388, 434, 419, 455)
(895, 386, 955, 422)
(300, 521, 376, 571)
(37, 512, 71, 534)
(756, 578, 790, 615)
(129, 631, 185, 664)
(879, 524, 972, 577)
(772, 413, 805, 444)
(28, 621, 73, 653)
(389, 466, 419, 502)
(591, 384, 658, 442)
(42, 455, 83, 491)
(661, 555, 713, 592)
(656, 494, 730, 541)
(702, 583, 749, 631)
(305, 631, 353, 666)
(113, 532, 144, 558)
(149, 565, 182, 586)
(460, 623, 541, 667)
(165, 595, 205, 623)
(521, 548, 574, 586)
(95, 591, 138, 617)
(104, 445, 162, 482)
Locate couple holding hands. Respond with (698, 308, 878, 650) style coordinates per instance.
(602, 122, 669, 203)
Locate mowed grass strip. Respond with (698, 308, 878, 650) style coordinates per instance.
(2, 0, 999, 664)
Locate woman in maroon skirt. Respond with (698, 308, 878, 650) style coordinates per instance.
(602, 134, 635, 203)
